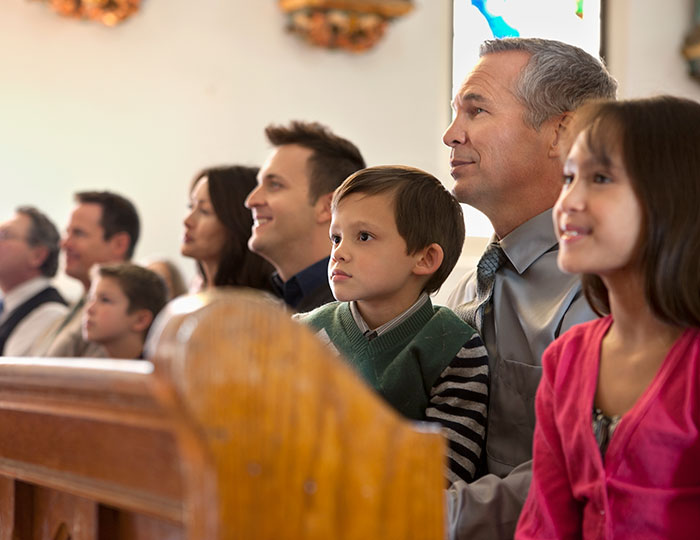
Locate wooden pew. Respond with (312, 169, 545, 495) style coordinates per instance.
(0, 289, 446, 539)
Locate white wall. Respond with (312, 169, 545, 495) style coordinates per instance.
(607, 0, 700, 101)
(0, 0, 453, 301)
(2, 0, 700, 304)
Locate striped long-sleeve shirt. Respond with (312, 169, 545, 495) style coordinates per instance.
(297, 297, 488, 484)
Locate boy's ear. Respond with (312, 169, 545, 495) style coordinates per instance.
(130, 309, 154, 334)
(412, 243, 444, 277)
(314, 192, 334, 224)
(548, 111, 573, 159)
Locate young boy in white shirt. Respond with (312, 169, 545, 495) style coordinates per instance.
(298, 165, 488, 484)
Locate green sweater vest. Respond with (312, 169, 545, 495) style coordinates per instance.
(300, 299, 478, 420)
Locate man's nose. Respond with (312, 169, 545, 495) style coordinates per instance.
(245, 185, 263, 209)
(443, 115, 466, 147)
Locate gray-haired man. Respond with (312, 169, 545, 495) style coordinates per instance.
(443, 38, 617, 538)
(0, 206, 68, 356)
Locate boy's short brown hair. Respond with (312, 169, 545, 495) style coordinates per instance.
(95, 263, 168, 335)
(332, 165, 465, 294)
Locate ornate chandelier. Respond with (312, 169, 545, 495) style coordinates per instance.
(279, 0, 414, 53)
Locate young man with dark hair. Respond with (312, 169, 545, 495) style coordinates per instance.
(245, 120, 366, 312)
(66, 191, 141, 288)
(37, 191, 141, 357)
(0, 206, 68, 356)
(298, 166, 488, 484)
(82, 263, 167, 359)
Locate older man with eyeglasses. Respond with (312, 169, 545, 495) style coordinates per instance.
(0, 206, 68, 356)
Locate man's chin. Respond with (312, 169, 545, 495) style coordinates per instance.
(451, 182, 477, 206)
(248, 236, 265, 256)
(248, 237, 279, 266)
(65, 267, 86, 283)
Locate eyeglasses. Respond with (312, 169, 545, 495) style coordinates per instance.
(0, 229, 28, 242)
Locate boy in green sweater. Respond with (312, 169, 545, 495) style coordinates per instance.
(297, 165, 488, 484)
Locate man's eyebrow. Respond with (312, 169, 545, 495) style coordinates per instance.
(258, 173, 284, 184)
(452, 92, 489, 110)
(461, 92, 488, 104)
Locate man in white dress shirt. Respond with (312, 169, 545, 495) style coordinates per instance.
(0, 206, 68, 356)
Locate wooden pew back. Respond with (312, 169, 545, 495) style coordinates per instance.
(0, 290, 445, 539)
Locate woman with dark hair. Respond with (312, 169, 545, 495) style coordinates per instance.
(181, 166, 274, 292)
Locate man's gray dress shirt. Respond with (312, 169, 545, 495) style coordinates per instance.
(446, 209, 596, 539)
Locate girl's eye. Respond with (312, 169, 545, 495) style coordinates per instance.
(330, 234, 341, 245)
(593, 174, 612, 184)
(359, 232, 371, 242)
(562, 174, 574, 185)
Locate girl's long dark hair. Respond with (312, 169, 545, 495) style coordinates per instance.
(576, 96, 700, 328)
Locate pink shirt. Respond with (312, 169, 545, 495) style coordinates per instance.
(516, 316, 700, 539)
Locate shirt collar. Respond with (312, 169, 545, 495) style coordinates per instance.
(350, 292, 430, 341)
(0, 276, 53, 316)
(271, 257, 330, 309)
(499, 209, 558, 275)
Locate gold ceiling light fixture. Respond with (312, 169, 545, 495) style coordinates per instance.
(279, 0, 414, 53)
(34, 0, 141, 27)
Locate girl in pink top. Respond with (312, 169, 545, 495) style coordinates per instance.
(516, 96, 700, 539)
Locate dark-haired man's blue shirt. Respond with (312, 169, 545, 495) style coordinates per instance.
(271, 257, 334, 313)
